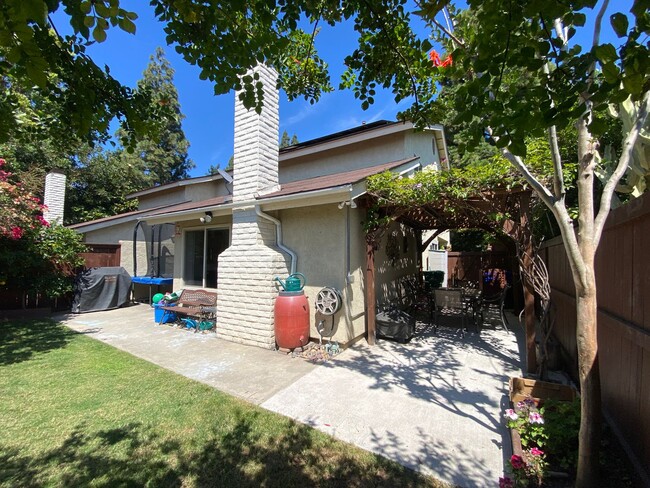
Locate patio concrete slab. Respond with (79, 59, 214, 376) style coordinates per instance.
(262, 321, 525, 488)
(56, 303, 317, 405)
(56, 304, 525, 487)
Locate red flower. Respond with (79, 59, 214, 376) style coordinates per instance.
(429, 50, 442, 66)
(429, 50, 453, 68)
(510, 454, 525, 470)
(10, 226, 23, 240)
(499, 477, 514, 488)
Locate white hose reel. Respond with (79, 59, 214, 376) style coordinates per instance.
(315, 287, 342, 316)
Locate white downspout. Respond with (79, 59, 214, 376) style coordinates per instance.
(255, 206, 296, 274)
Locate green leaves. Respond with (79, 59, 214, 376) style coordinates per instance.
(93, 25, 107, 42)
(594, 43, 618, 64)
(610, 13, 629, 38)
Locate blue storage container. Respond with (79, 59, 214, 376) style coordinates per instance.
(153, 303, 176, 323)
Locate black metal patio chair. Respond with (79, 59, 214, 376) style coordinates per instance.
(479, 285, 510, 331)
(402, 276, 433, 323)
(433, 288, 471, 336)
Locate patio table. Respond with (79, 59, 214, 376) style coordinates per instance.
(437, 287, 482, 331)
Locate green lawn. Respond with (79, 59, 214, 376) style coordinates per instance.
(0, 319, 447, 488)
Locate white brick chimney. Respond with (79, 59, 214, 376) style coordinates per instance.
(232, 65, 279, 202)
(217, 64, 291, 349)
(43, 170, 66, 224)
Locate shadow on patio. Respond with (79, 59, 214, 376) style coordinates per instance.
(262, 314, 527, 488)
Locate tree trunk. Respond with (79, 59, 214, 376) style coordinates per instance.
(574, 254, 601, 487)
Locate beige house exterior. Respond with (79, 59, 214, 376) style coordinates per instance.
(71, 66, 450, 349)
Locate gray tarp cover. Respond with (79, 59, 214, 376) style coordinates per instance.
(72, 267, 132, 313)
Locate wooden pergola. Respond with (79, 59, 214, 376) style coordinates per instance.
(362, 187, 538, 374)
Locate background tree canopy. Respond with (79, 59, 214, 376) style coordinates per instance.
(1, 45, 194, 224)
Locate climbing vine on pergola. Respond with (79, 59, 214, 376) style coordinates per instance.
(361, 163, 548, 374)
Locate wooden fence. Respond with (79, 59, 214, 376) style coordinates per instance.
(447, 251, 522, 310)
(80, 244, 121, 268)
(540, 193, 650, 482)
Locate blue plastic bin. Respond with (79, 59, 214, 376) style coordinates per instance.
(153, 303, 176, 323)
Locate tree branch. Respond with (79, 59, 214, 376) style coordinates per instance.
(47, 15, 62, 39)
(548, 125, 565, 199)
(431, 18, 465, 47)
(496, 0, 512, 95)
(500, 145, 588, 287)
(499, 147, 555, 208)
(594, 90, 650, 244)
(592, 0, 609, 48)
(413, 0, 465, 47)
(360, 0, 421, 115)
(553, 18, 567, 45)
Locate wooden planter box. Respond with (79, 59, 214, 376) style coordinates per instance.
(509, 377, 575, 484)
(509, 377, 577, 405)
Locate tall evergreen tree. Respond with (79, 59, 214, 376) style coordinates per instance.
(280, 130, 291, 148)
(65, 48, 194, 224)
(279, 130, 299, 149)
(119, 47, 194, 186)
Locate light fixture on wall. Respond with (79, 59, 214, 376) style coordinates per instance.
(200, 211, 213, 224)
(337, 200, 357, 210)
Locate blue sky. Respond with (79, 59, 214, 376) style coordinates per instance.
(52, 1, 630, 177)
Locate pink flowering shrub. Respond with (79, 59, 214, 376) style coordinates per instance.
(0, 158, 85, 297)
(0, 158, 50, 240)
(502, 396, 582, 485)
(505, 398, 548, 449)
(505, 448, 547, 487)
(503, 398, 549, 486)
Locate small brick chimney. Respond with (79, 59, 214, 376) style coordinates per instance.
(43, 170, 66, 224)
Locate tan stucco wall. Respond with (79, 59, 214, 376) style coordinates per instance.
(280, 204, 371, 345)
(82, 222, 145, 276)
(374, 222, 419, 308)
(404, 131, 440, 168)
(280, 205, 419, 346)
(279, 129, 440, 184)
(184, 181, 230, 202)
(82, 222, 176, 295)
(137, 180, 229, 210)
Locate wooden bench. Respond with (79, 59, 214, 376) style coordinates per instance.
(158, 289, 217, 327)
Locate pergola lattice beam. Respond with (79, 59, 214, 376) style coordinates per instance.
(364, 186, 538, 373)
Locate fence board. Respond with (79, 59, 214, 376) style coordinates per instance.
(641, 350, 650, 469)
(542, 192, 650, 483)
(80, 244, 121, 269)
(633, 217, 650, 330)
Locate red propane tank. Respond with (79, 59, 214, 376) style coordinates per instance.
(274, 290, 310, 349)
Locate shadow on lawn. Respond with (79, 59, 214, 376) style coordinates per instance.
(0, 319, 75, 366)
(0, 414, 439, 488)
